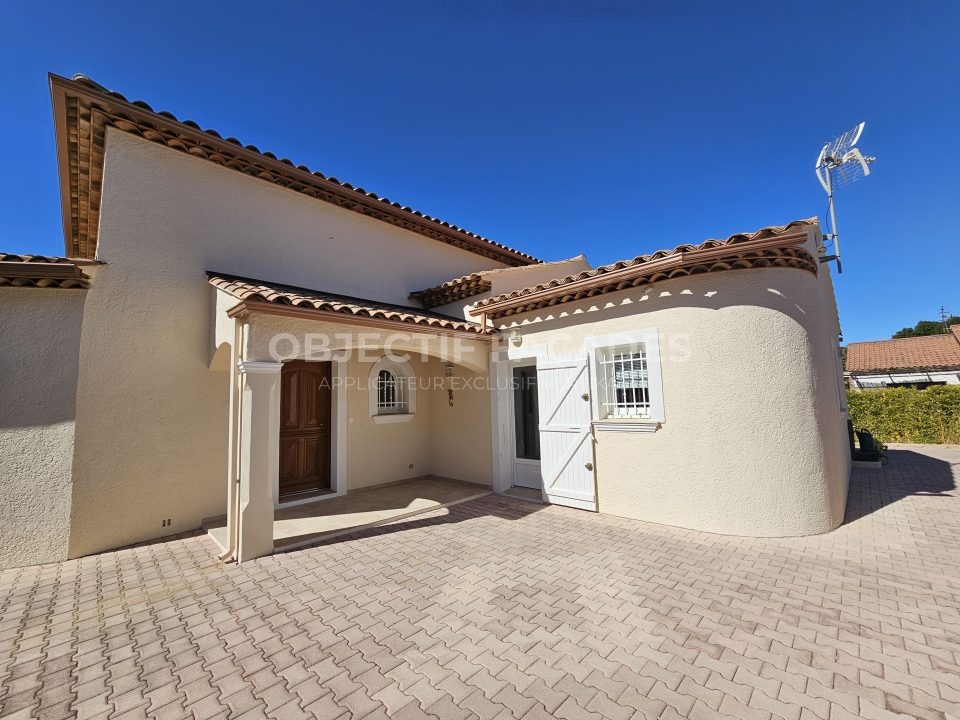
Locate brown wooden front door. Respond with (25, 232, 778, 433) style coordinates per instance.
(279, 360, 332, 498)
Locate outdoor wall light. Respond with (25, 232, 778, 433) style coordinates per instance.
(444, 364, 456, 407)
(509, 329, 522, 346)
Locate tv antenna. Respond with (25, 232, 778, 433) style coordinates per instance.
(815, 122, 875, 273)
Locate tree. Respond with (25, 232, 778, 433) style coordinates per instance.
(893, 317, 960, 339)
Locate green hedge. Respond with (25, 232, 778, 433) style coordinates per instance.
(846, 386, 960, 444)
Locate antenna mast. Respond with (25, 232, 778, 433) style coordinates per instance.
(814, 122, 875, 273)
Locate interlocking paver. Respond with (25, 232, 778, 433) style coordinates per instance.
(2, 445, 960, 719)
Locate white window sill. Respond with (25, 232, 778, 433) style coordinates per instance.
(373, 413, 415, 424)
(593, 420, 662, 433)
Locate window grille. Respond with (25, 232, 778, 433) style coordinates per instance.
(599, 348, 650, 418)
(376, 369, 408, 414)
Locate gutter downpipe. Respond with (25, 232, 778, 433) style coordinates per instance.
(218, 316, 245, 562)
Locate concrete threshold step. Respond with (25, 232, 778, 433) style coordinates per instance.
(204, 489, 493, 557)
(272, 490, 491, 553)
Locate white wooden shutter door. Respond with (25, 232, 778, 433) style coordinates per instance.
(536, 355, 597, 511)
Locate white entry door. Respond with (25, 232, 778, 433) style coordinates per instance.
(536, 355, 597, 510)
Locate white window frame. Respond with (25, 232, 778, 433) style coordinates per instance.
(598, 348, 652, 418)
(368, 357, 416, 424)
(585, 329, 665, 430)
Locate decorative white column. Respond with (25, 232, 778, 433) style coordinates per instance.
(236, 360, 281, 562)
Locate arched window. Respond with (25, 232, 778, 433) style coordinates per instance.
(376, 368, 406, 414)
(368, 357, 416, 423)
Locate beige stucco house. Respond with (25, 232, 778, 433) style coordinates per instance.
(0, 75, 851, 570)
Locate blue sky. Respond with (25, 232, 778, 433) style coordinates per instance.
(1, 1, 957, 342)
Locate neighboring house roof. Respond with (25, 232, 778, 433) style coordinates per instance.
(472, 219, 820, 320)
(0, 253, 90, 289)
(208, 273, 490, 336)
(50, 74, 540, 267)
(846, 327, 960, 373)
(409, 256, 592, 308)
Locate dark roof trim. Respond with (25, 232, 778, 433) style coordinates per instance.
(850, 364, 960, 374)
(50, 74, 541, 266)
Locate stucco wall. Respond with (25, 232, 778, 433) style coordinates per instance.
(346, 354, 432, 490)
(67, 128, 509, 558)
(0, 289, 85, 568)
(506, 243, 850, 536)
(426, 358, 493, 486)
(343, 356, 493, 489)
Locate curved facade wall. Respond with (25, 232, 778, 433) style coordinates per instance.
(506, 257, 850, 537)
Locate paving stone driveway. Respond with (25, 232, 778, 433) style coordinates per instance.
(2, 445, 959, 720)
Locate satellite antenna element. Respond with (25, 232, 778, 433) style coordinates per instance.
(814, 121, 875, 273)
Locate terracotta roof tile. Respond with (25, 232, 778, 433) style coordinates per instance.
(846, 330, 960, 373)
(0, 253, 90, 289)
(209, 272, 490, 335)
(408, 273, 493, 308)
(51, 74, 540, 266)
(409, 256, 592, 309)
(473, 219, 820, 320)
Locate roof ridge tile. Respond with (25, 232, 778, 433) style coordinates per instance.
(53, 73, 540, 265)
(474, 218, 818, 311)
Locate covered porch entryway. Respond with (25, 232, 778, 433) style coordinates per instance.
(205, 475, 490, 552)
(208, 272, 497, 562)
